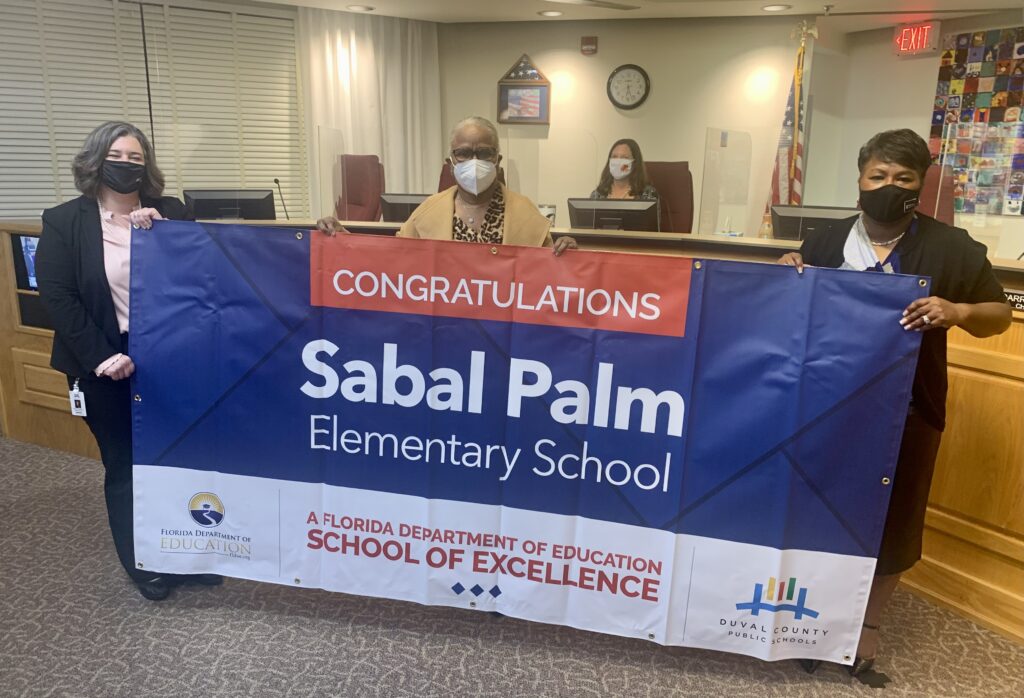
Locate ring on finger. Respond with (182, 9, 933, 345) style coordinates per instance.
(922, 315, 931, 324)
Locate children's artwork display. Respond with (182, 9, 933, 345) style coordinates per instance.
(930, 26, 1024, 215)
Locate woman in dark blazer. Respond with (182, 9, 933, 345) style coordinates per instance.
(36, 121, 220, 601)
(779, 129, 1010, 681)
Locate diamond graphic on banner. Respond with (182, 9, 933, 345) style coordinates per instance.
(452, 583, 465, 595)
(489, 585, 502, 598)
(470, 584, 484, 597)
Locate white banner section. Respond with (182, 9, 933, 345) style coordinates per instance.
(135, 465, 874, 663)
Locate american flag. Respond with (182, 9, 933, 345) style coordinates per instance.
(768, 41, 807, 208)
(508, 88, 541, 118)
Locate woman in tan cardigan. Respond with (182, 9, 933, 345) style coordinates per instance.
(318, 116, 576, 254)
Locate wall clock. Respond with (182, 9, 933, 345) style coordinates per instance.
(607, 64, 650, 110)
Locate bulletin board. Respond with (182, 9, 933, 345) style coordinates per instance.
(930, 27, 1024, 215)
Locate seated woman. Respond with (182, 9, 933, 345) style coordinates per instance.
(318, 116, 576, 254)
(590, 139, 658, 201)
(779, 128, 1011, 681)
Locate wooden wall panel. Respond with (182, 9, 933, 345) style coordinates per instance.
(0, 228, 99, 459)
(12, 347, 73, 411)
(935, 369, 1023, 533)
(903, 315, 1024, 645)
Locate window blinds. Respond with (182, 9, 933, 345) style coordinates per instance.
(0, 0, 309, 218)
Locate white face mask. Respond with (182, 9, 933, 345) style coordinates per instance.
(609, 157, 633, 181)
(453, 158, 497, 195)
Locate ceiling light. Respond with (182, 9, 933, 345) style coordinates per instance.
(762, 4, 792, 10)
(347, 5, 375, 11)
(538, 11, 563, 17)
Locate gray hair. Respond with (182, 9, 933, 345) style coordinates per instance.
(450, 116, 501, 152)
(72, 121, 165, 199)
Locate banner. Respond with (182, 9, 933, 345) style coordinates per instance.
(130, 222, 927, 663)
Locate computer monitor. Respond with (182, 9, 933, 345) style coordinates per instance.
(770, 205, 858, 241)
(567, 198, 661, 232)
(10, 234, 39, 291)
(184, 189, 276, 220)
(381, 193, 429, 223)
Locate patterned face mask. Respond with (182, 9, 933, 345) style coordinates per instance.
(609, 158, 634, 181)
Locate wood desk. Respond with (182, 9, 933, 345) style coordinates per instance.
(2, 218, 1022, 644)
(1, 220, 100, 458)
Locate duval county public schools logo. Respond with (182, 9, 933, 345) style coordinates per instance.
(735, 576, 819, 620)
(188, 492, 225, 528)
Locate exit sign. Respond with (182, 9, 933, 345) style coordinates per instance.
(893, 21, 941, 56)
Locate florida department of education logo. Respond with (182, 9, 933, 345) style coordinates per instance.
(735, 576, 819, 620)
(188, 492, 225, 528)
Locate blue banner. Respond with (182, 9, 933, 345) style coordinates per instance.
(130, 221, 926, 662)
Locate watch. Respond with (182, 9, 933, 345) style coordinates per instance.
(607, 64, 650, 110)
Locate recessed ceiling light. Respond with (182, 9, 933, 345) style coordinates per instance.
(538, 11, 563, 17)
(347, 5, 375, 11)
(762, 4, 792, 10)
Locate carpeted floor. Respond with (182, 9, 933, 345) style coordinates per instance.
(1, 436, 1022, 698)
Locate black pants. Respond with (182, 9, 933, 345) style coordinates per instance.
(70, 371, 153, 583)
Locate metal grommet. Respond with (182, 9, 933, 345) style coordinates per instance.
(647, 632, 656, 640)
(694, 261, 702, 270)
(294, 578, 301, 584)
(133, 394, 142, 402)
(918, 278, 927, 287)
(843, 654, 852, 662)
(295, 231, 304, 240)
(882, 477, 891, 485)
(469, 601, 477, 608)
(137, 562, 144, 568)
(490, 246, 498, 255)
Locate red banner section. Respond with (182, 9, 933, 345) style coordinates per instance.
(310, 234, 691, 337)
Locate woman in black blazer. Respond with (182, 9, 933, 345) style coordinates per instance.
(779, 129, 1010, 680)
(36, 121, 221, 601)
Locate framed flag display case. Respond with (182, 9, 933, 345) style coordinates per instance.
(498, 54, 551, 125)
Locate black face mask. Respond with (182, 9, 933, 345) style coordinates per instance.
(101, 160, 145, 194)
(859, 184, 919, 223)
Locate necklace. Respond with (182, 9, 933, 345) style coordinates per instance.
(458, 197, 488, 226)
(869, 231, 905, 247)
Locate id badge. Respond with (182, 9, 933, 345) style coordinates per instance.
(69, 379, 87, 417)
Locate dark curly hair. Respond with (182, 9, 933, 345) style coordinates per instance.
(857, 129, 932, 181)
(72, 121, 164, 199)
(595, 138, 650, 198)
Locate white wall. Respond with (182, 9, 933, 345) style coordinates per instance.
(437, 16, 800, 234)
(806, 26, 936, 209)
(800, 28, 851, 208)
(805, 11, 1024, 261)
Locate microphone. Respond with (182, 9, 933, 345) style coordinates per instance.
(274, 178, 290, 220)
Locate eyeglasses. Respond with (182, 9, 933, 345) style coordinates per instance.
(450, 147, 498, 163)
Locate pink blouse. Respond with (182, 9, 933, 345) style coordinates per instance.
(98, 202, 134, 333)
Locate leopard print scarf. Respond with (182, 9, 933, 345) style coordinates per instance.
(453, 186, 505, 244)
